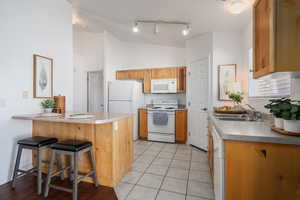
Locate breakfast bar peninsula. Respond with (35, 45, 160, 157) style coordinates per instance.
(13, 112, 133, 187)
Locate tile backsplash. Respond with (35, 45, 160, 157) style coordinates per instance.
(144, 93, 186, 105)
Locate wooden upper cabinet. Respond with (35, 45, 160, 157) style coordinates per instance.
(151, 67, 177, 79)
(176, 67, 186, 93)
(116, 66, 186, 93)
(253, 0, 300, 78)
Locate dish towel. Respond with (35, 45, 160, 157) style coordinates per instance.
(153, 112, 169, 126)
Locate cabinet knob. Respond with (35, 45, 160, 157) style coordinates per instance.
(260, 149, 267, 158)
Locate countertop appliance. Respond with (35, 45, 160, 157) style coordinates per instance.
(108, 80, 144, 140)
(151, 79, 177, 94)
(147, 99, 178, 143)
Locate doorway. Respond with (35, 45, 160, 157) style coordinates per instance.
(187, 56, 211, 151)
(87, 71, 104, 112)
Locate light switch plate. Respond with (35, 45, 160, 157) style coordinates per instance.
(0, 98, 6, 108)
(113, 121, 119, 131)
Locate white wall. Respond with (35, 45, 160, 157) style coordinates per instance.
(103, 31, 186, 110)
(212, 32, 244, 107)
(0, 0, 73, 185)
(73, 31, 104, 112)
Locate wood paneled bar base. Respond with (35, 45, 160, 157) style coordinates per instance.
(31, 116, 133, 187)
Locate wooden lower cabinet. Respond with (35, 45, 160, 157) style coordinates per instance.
(224, 140, 300, 200)
(175, 110, 187, 143)
(139, 109, 148, 139)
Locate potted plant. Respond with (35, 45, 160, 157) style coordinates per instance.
(264, 98, 291, 129)
(41, 99, 56, 113)
(228, 92, 244, 110)
(282, 102, 300, 133)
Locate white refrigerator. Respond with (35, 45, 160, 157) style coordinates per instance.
(108, 80, 144, 140)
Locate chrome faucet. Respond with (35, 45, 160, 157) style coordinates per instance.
(245, 104, 263, 121)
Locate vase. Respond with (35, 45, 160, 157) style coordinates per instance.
(274, 118, 284, 129)
(44, 108, 53, 113)
(283, 120, 300, 133)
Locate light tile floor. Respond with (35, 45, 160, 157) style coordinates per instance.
(115, 140, 214, 200)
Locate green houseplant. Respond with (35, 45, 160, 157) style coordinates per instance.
(264, 98, 291, 129)
(40, 99, 56, 113)
(282, 102, 300, 133)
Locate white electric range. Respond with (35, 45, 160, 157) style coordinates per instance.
(147, 99, 178, 143)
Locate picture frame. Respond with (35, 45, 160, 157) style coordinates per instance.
(33, 54, 53, 98)
(218, 64, 237, 101)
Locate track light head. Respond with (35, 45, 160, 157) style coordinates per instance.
(132, 22, 139, 33)
(182, 25, 191, 36)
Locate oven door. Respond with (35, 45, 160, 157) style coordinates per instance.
(147, 110, 175, 134)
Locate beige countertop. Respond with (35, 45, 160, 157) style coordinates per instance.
(12, 112, 133, 125)
(210, 114, 300, 146)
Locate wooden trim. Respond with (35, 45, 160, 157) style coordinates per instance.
(138, 109, 148, 139)
(218, 64, 237, 101)
(33, 54, 53, 98)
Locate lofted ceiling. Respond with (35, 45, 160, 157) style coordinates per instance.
(69, 0, 252, 47)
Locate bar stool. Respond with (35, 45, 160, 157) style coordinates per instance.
(44, 140, 99, 200)
(11, 136, 59, 195)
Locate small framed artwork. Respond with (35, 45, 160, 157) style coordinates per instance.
(218, 64, 237, 101)
(33, 54, 53, 98)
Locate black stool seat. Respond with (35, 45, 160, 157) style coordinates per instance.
(51, 140, 92, 152)
(18, 136, 58, 147)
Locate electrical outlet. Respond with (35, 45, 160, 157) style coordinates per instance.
(22, 91, 29, 99)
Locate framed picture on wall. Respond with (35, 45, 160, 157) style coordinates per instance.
(33, 54, 53, 98)
(218, 64, 237, 101)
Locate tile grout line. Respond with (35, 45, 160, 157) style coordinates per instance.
(154, 143, 178, 200)
(125, 141, 165, 200)
(123, 141, 154, 200)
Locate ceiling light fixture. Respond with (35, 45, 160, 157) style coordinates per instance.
(182, 25, 191, 36)
(132, 20, 191, 36)
(220, 0, 249, 15)
(132, 22, 139, 33)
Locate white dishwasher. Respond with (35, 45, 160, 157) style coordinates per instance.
(212, 126, 224, 200)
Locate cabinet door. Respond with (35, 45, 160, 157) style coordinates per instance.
(177, 67, 186, 93)
(275, 0, 300, 72)
(116, 71, 130, 80)
(253, 0, 275, 78)
(143, 69, 151, 94)
(225, 141, 300, 200)
(175, 110, 187, 143)
(139, 109, 148, 139)
(151, 67, 177, 79)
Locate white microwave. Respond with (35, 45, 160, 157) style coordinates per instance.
(151, 79, 177, 93)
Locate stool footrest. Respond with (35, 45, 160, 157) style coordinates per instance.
(77, 171, 95, 183)
(49, 184, 72, 193)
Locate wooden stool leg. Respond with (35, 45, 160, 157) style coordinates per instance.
(72, 153, 78, 200)
(87, 149, 99, 187)
(70, 155, 74, 181)
(11, 145, 23, 189)
(37, 148, 42, 195)
(44, 150, 56, 197)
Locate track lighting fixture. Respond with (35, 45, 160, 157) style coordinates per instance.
(132, 22, 139, 33)
(182, 25, 191, 36)
(132, 20, 191, 36)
